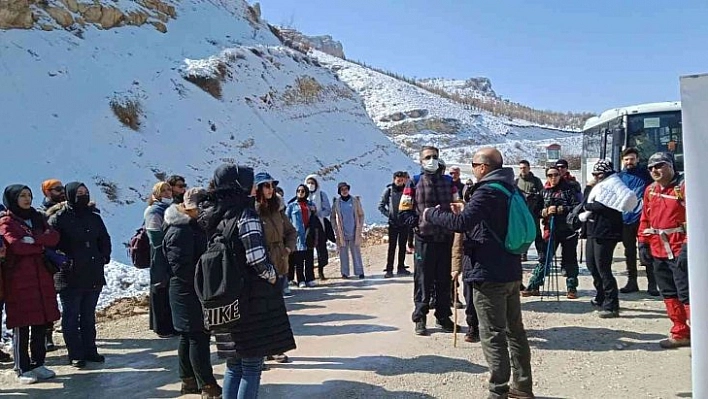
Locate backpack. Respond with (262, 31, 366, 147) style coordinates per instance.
(486, 182, 537, 255)
(194, 215, 247, 333)
(566, 202, 585, 232)
(128, 227, 151, 269)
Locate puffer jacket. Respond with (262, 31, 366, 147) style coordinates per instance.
(256, 195, 297, 276)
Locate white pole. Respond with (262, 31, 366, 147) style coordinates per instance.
(679, 73, 708, 398)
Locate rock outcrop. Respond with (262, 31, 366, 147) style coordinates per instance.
(0, 0, 176, 32)
(278, 28, 345, 58)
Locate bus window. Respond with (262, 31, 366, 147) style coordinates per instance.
(626, 111, 683, 171)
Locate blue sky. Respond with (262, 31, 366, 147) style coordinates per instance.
(259, 0, 708, 113)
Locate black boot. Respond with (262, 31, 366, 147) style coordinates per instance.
(619, 278, 639, 294)
(318, 267, 326, 281)
(645, 266, 660, 296)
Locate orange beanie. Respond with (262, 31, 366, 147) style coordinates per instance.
(41, 179, 62, 197)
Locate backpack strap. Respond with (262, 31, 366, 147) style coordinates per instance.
(487, 182, 512, 197)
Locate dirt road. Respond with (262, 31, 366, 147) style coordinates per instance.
(0, 244, 692, 398)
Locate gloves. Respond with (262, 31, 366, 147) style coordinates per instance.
(638, 242, 653, 266)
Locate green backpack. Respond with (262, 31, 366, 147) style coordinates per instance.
(486, 182, 537, 255)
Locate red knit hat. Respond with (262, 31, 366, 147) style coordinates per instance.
(41, 179, 63, 197)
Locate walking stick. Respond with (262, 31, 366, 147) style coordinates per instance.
(453, 276, 459, 347)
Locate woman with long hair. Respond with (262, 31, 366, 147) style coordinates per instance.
(285, 185, 318, 287)
(144, 181, 177, 338)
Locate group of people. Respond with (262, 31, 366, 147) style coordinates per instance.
(0, 179, 111, 384)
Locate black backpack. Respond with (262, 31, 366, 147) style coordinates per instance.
(194, 214, 247, 332)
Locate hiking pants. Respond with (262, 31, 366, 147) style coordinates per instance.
(386, 224, 408, 272)
(528, 234, 579, 290)
(654, 248, 689, 304)
(473, 281, 533, 398)
(412, 237, 453, 323)
(586, 238, 619, 312)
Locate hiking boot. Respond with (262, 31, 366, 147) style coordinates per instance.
(384, 271, 394, 278)
(659, 336, 691, 349)
(414, 317, 427, 336)
(435, 318, 460, 333)
(619, 279, 639, 294)
(598, 310, 620, 318)
(521, 288, 540, 297)
(201, 383, 223, 399)
(566, 289, 578, 299)
(396, 269, 412, 276)
(509, 387, 536, 399)
(46, 334, 56, 352)
(181, 377, 200, 395)
(464, 327, 480, 343)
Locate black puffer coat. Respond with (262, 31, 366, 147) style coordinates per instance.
(162, 205, 207, 333)
(47, 190, 111, 292)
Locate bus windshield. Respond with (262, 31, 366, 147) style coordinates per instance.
(626, 111, 683, 171)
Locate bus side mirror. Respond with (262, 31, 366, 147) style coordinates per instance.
(612, 128, 625, 145)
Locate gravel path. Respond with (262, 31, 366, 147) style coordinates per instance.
(0, 244, 692, 398)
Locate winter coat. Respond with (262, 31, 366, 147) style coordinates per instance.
(399, 171, 455, 242)
(331, 196, 365, 248)
(638, 174, 686, 259)
(515, 172, 544, 216)
(162, 205, 207, 333)
(583, 173, 637, 241)
(285, 199, 316, 251)
(0, 212, 61, 329)
(144, 202, 171, 287)
(211, 206, 295, 359)
(540, 180, 580, 240)
(378, 184, 405, 226)
(304, 174, 331, 221)
(256, 196, 297, 275)
(619, 167, 653, 224)
(425, 168, 522, 283)
(47, 202, 112, 292)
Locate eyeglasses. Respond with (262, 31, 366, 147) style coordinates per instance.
(547, 173, 560, 177)
(423, 154, 439, 160)
(50, 186, 65, 192)
(261, 182, 273, 189)
(649, 163, 666, 171)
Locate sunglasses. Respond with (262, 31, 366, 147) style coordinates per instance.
(649, 163, 666, 171)
(423, 154, 439, 160)
(50, 186, 65, 192)
(472, 162, 488, 168)
(547, 173, 560, 177)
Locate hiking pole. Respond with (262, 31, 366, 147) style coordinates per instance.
(453, 276, 459, 348)
(541, 215, 555, 301)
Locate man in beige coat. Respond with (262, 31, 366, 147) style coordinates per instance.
(331, 182, 365, 278)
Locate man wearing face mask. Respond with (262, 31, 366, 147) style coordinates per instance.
(379, 171, 413, 278)
(47, 182, 112, 367)
(399, 146, 458, 336)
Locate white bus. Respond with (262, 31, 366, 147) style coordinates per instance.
(581, 101, 683, 186)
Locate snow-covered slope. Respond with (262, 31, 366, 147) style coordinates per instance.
(311, 51, 582, 164)
(417, 77, 497, 99)
(0, 0, 417, 266)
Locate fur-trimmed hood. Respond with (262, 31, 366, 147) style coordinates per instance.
(164, 204, 191, 226)
(45, 201, 99, 217)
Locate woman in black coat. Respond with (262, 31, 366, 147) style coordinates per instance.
(162, 188, 221, 398)
(47, 182, 111, 368)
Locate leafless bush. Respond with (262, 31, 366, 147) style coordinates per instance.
(109, 98, 142, 130)
(281, 76, 323, 105)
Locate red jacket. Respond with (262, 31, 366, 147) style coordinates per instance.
(637, 176, 686, 259)
(0, 212, 61, 329)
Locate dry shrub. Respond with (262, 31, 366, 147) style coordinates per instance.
(110, 98, 142, 130)
(94, 177, 120, 203)
(282, 76, 323, 105)
(184, 61, 227, 99)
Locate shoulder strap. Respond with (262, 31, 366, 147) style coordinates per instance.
(487, 182, 512, 197)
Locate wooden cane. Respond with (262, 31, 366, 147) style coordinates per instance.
(453, 276, 459, 347)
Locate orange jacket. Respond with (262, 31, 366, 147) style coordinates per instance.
(638, 176, 686, 259)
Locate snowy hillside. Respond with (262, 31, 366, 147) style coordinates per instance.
(0, 0, 418, 267)
(417, 77, 497, 99)
(311, 51, 582, 164)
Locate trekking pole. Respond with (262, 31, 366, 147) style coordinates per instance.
(541, 215, 555, 301)
(453, 276, 459, 348)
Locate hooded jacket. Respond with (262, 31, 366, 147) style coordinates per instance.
(304, 174, 331, 222)
(256, 195, 297, 275)
(424, 168, 522, 283)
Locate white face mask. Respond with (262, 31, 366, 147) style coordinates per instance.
(160, 197, 173, 205)
(423, 159, 439, 173)
(307, 183, 316, 193)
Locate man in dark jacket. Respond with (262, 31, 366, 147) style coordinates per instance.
(399, 146, 457, 336)
(617, 148, 659, 296)
(378, 171, 412, 278)
(423, 147, 534, 399)
(556, 159, 582, 201)
(516, 160, 544, 262)
(167, 175, 187, 204)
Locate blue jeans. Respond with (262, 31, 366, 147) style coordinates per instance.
(223, 357, 264, 399)
(59, 288, 102, 361)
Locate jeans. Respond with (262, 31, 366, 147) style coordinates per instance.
(386, 224, 408, 272)
(223, 357, 264, 399)
(178, 331, 217, 388)
(473, 281, 533, 398)
(13, 324, 47, 375)
(59, 288, 102, 361)
(339, 238, 364, 277)
(586, 238, 619, 311)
